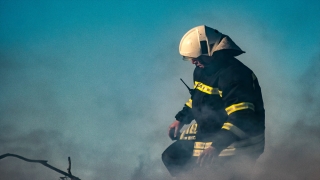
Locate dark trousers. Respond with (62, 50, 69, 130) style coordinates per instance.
(162, 140, 227, 179)
(162, 140, 261, 180)
(162, 140, 195, 177)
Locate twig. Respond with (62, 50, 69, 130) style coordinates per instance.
(0, 153, 81, 180)
(68, 156, 72, 176)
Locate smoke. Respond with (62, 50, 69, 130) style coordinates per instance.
(0, 19, 185, 180)
(0, 127, 77, 179)
(0, 34, 318, 180)
(251, 54, 320, 180)
(1, 1, 320, 180)
(127, 51, 320, 180)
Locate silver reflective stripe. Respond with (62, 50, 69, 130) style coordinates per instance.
(229, 133, 264, 148)
(222, 122, 249, 139)
(219, 134, 265, 157)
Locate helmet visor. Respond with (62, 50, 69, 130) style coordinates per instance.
(182, 56, 194, 61)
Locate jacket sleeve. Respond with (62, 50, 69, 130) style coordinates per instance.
(175, 99, 194, 124)
(211, 67, 259, 151)
(175, 67, 200, 124)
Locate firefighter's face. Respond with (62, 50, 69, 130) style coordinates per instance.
(191, 58, 205, 68)
(191, 55, 213, 68)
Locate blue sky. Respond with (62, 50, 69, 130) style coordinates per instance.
(1, 1, 320, 179)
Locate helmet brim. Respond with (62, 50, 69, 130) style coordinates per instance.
(182, 56, 194, 61)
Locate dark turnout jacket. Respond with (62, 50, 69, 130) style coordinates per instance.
(175, 55, 265, 153)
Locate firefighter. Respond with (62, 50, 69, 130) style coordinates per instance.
(162, 25, 265, 180)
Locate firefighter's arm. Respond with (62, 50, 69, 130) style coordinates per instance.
(175, 67, 199, 124)
(211, 68, 256, 150)
(169, 100, 193, 141)
(168, 101, 194, 140)
(175, 99, 194, 124)
(168, 120, 184, 140)
(170, 68, 197, 139)
(176, 76, 196, 124)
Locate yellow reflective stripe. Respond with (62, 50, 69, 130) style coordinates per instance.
(193, 142, 213, 157)
(179, 134, 196, 140)
(222, 122, 233, 130)
(193, 134, 265, 157)
(219, 90, 223, 97)
(184, 123, 198, 134)
(222, 122, 248, 139)
(185, 99, 192, 108)
(186, 125, 190, 134)
(193, 149, 203, 157)
(179, 130, 188, 140)
(194, 81, 219, 95)
(194, 142, 212, 149)
(179, 123, 198, 140)
(185, 123, 197, 135)
(225, 102, 255, 115)
(189, 123, 197, 134)
(188, 136, 196, 140)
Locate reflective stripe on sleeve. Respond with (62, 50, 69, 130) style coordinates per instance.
(194, 81, 219, 95)
(219, 134, 265, 156)
(185, 99, 192, 108)
(225, 102, 255, 115)
(222, 122, 248, 139)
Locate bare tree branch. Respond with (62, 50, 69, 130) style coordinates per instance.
(68, 156, 72, 176)
(0, 153, 81, 180)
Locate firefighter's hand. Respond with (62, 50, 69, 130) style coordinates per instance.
(196, 146, 218, 167)
(168, 120, 184, 139)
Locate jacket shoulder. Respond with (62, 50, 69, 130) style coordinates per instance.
(193, 66, 203, 80)
(219, 58, 253, 84)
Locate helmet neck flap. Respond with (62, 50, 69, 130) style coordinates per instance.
(179, 25, 245, 60)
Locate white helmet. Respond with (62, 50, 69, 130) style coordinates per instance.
(179, 25, 222, 60)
